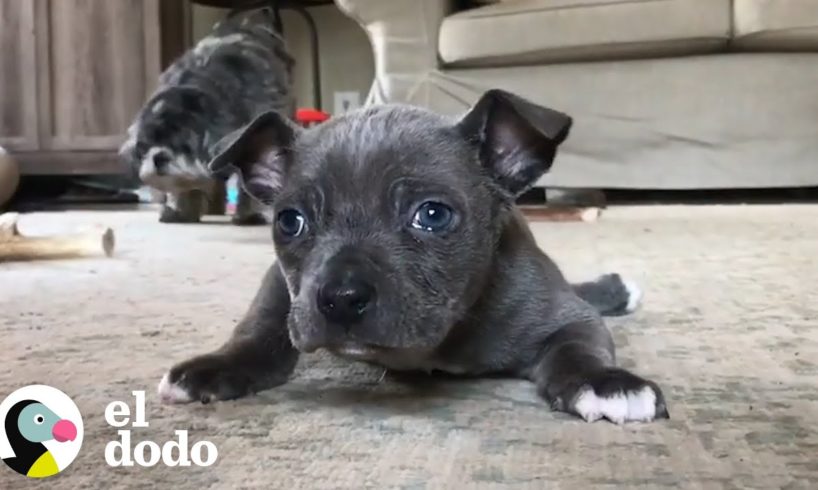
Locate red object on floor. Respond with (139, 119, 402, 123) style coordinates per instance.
(296, 108, 330, 127)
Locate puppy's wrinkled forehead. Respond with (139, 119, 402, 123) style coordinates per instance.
(295, 105, 471, 191)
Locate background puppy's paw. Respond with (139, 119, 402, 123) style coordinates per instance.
(158, 353, 254, 404)
(159, 205, 201, 224)
(231, 212, 268, 226)
(570, 368, 668, 424)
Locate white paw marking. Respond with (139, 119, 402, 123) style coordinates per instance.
(622, 278, 643, 313)
(157, 373, 193, 404)
(574, 386, 656, 424)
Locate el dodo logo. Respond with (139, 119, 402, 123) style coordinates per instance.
(0, 385, 82, 479)
(104, 391, 217, 468)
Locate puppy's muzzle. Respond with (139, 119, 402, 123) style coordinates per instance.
(151, 151, 172, 175)
(315, 247, 380, 328)
(317, 268, 375, 326)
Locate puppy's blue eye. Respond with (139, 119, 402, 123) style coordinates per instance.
(411, 202, 454, 232)
(277, 209, 306, 237)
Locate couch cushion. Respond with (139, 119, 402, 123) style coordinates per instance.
(413, 53, 818, 189)
(439, 0, 732, 66)
(733, 0, 818, 49)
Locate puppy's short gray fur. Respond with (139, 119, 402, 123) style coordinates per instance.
(159, 90, 668, 423)
(120, 10, 294, 225)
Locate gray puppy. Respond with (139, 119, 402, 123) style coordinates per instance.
(158, 90, 668, 424)
(120, 11, 294, 224)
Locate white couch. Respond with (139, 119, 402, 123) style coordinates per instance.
(336, 0, 818, 189)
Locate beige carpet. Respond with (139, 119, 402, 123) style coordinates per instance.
(1, 205, 817, 489)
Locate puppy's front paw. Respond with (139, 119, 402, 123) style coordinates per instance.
(571, 368, 668, 424)
(158, 353, 254, 404)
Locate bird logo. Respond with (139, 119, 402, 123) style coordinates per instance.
(1, 385, 83, 479)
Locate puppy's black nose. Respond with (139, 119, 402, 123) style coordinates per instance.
(317, 276, 375, 325)
(153, 152, 171, 173)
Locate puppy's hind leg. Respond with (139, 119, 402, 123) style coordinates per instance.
(158, 264, 299, 403)
(530, 320, 668, 423)
(572, 273, 642, 316)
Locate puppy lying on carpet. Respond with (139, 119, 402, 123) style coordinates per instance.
(120, 11, 295, 224)
(159, 90, 668, 423)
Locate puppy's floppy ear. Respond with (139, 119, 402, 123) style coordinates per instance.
(209, 110, 298, 205)
(457, 89, 572, 197)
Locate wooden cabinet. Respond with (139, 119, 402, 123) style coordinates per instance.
(0, 0, 39, 152)
(46, 0, 162, 151)
(0, 0, 187, 175)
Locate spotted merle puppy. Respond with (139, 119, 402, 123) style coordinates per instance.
(159, 90, 668, 424)
(120, 12, 294, 224)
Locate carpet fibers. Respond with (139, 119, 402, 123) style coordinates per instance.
(1, 205, 816, 489)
